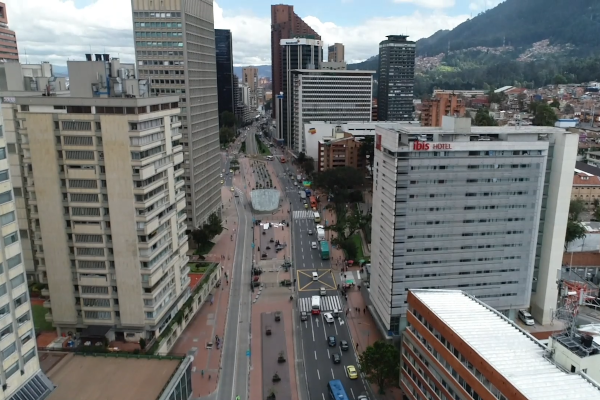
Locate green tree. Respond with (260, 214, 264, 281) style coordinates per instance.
(219, 126, 235, 145)
(220, 111, 237, 128)
(488, 89, 506, 105)
(205, 212, 223, 237)
(593, 207, 600, 222)
(473, 107, 497, 126)
(569, 199, 586, 221)
(553, 74, 567, 85)
(550, 98, 560, 108)
(327, 206, 369, 244)
(358, 340, 399, 394)
(297, 152, 306, 164)
(565, 220, 586, 250)
(359, 136, 375, 171)
(302, 157, 315, 176)
(531, 102, 558, 127)
(313, 167, 364, 204)
(190, 227, 209, 247)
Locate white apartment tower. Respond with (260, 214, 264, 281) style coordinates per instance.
(0, 111, 54, 399)
(369, 117, 577, 335)
(131, 0, 221, 229)
(291, 69, 373, 153)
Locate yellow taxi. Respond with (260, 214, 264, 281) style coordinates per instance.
(230, 186, 235, 192)
(346, 365, 358, 380)
(221, 180, 224, 184)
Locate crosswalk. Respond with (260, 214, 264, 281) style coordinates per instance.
(293, 210, 314, 220)
(298, 295, 342, 313)
(339, 270, 362, 284)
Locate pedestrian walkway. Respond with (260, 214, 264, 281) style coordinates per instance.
(292, 210, 314, 220)
(297, 295, 342, 313)
(338, 270, 362, 284)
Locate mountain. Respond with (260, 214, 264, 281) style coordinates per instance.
(348, 0, 600, 96)
(234, 65, 271, 80)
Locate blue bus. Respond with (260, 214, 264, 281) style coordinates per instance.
(327, 380, 349, 400)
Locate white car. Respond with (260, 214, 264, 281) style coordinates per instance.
(311, 242, 317, 249)
(323, 313, 334, 323)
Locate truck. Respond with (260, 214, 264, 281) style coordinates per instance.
(297, 174, 302, 181)
(317, 225, 325, 241)
(311, 296, 321, 315)
(304, 189, 311, 197)
(320, 241, 330, 260)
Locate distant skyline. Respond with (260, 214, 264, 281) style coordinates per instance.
(10, 0, 504, 67)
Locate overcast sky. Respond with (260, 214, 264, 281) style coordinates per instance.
(7, 0, 503, 67)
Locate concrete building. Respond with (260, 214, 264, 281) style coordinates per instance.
(271, 4, 320, 119)
(131, 0, 221, 230)
(377, 35, 416, 121)
(317, 133, 366, 172)
(278, 38, 323, 145)
(369, 117, 578, 335)
(372, 98, 378, 121)
(327, 43, 344, 62)
(0, 108, 54, 399)
(1, 59, 190, 345)
(320, 61, 346, 70)
(572, 171, 600, 207)
(242, 67, 258, 108)
(215, 29, 234, 118)
(402, 289, 600, 400)
(0, 2, 18, 62)
(0, 61, 67, 93)
(46, 353, 193, 400)
(233, 75, 250, 125)
(421, 92, 466, 127)
(290, 69, 373, 152)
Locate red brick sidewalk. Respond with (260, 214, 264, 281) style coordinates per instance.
(169, 181, 239, 397)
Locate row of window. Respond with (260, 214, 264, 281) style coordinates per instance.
(408, 204, 529, 213)
(134, 11, 182, 18)
(139, 69, 184, 76)
(136, 31, 183, 38)
(404, 268, 520, 279)
(136, 51, 184, 58)
(405, 242, 523, 253)
(135, 41, 184, 48)
(404, 255, 522, 266)
(409, 163, 538, 171)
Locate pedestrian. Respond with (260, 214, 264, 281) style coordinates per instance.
(363, 308, 366, 314)
(356, 343, 359, 350)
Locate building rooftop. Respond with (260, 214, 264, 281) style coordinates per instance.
(46, 353, 184, 400)
(575, 161, 600, 176)
(573, 172, 600, 185)
(292, 69, 375, 74)
(411, 290, 600, 399)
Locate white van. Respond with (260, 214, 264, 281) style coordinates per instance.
(266, 156, 274, 160)
(312, 272, 319, 281)
(518, 310, 534, 326)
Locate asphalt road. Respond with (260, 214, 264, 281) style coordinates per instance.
(269, 156, 373, 400)
(216, 153, 253, 400)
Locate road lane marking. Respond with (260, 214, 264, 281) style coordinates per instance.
(331, 368, 335, 380)
(334, 319, 339, 335)
(314, 350, 317, 360)
(351, 388, 355, 399)
(317, 369, 320, 380)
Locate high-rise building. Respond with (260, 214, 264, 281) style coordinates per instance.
(0, 106, 54, 400)
(233, 75, 250, 125)
(131, 1, 221, 229)
(0, 2, 18, 62)
(377, 35, 416, 121)
(402, 290, 600, 400)
(421, 92, 466, 127)
(1, 58, 190, 345)
(327, 43, 344, 62)
(271, 4, 320, 119)
(278, 38, 323, 145)
(290, 69, 373, 152)
(215, 29, 234, 120)
(369, 117, 578, 335)
(242, 67, 258, 109)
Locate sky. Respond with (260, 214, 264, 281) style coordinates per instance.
(6, 0, 505, 67)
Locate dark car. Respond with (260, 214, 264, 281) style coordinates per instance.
(327, 336, 336, 347)
(331, 353, 341, 364)
(300, 311, 308, 321)
(340, 340, 349, 351)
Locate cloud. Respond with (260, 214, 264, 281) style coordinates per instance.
(393, 0, 456, 9)
(469, 0, 504, 11)
(9, 0, 468, 67)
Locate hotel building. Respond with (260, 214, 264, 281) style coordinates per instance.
(369, 117, 578, 334)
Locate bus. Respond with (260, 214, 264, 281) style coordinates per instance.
(311, 296, 321, 315)
(314, 212, 321, 223)
(327, 380, 349, 400)
(309, 195, 317, 209)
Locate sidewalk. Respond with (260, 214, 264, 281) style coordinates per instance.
(170, 172, 239, 398)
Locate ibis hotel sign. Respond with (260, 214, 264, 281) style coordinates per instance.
(412, 142, 452, 151)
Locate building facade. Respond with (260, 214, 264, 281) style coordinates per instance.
(215, 29, 234, 119)
(317, 133, 365, 172)
(370, 117, 578, 334)
(0, 109, 55, 399)
(0, 2, 17, 62)
(131, 0, 221, 229)
(402, 290, 600, 400)
(278, 38, 323, 145)
(271, 4, 320, 119)
(421, 92, 466, 127)
(327, 43, 344, 62)
(377, 35, 415, 121)
(233, 75, 250, 125)
(571, 171, 600, 207)
(321, 62, 347, 70)
(290, 69, 373, 152)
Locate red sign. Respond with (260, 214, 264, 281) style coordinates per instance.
(413, 142, 452, 151)
(376, 134, 382, 151)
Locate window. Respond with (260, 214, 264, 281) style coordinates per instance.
(17, 312, 30, 325)
(13, 293, 27, 308)
(76, 248, 105, 256)
(64, 136, 94, 146)
(0, 169, 8, 182)
(66, 150, 94, 160)
(23, 347, 36, 364)
(20, 329, 33, 345)
(0, 147, 6, 160)
(5, 360, 18, 379)
(0, 212, 13, 227)
(0, 190, 11, 205)
(0, 303, 8, 318)
(61, 121, 92, 131)
(10, 273, 24, 289)
(1, 342, 15, 358)
(7, 254, 21, 270)
(69, 179, 97, 189)
(0, 324, 12, 340)
(3, 232, 18, 246)
(0, 283, 5, 297)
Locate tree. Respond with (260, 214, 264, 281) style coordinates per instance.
(219, 126, 235, 145)
(550, 98, 560, 108)
(565, 220, 586, 250)
(326, 206, 369, 244)
(530, 102, 558, 127)
(473, 107, 497, 126)
(553, 74, 567, 85)
(302, 157, 315, 176)
(359, 340, 399, 394)
(297, 152, 306, 164)
(569, 199, 586, 221)
(205, 212, 223, 237)
(359, 136, 375, 171)
(593, 206, 600, 222)
(313, 167, 364, 204)
(190, 227, 209, 247)
(220, 111, 237, 128)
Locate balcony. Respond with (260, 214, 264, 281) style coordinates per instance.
(45, 312, 53, 322)
(41, 288, 50, 297)
(43, 299, 51, 308)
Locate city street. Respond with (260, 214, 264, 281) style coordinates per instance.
(268, 154, 373, 400)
